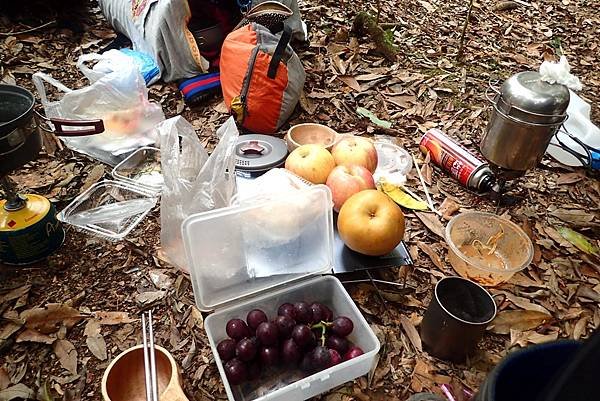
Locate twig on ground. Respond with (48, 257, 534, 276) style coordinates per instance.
(0, 20, 56, 37)
(457, 0, 474, 61)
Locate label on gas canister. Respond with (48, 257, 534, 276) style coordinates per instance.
(0, 203, 64, 265)
(419, 129, 486, 188)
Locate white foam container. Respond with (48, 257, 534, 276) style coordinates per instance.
(182, 186, 380, 401)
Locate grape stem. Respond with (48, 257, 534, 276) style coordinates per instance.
(311, 321, 332, 347)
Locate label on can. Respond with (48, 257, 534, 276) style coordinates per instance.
(0, 202, 64, 265)
(419, 129, 485, 188)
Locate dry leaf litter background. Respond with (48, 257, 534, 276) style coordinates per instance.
(0, 0, 599, 400)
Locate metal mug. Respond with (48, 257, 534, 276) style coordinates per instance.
(420, 276, 497, 362)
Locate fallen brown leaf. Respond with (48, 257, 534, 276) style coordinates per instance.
(93, 311, 136, 325)
(338, 76, 361, 91)
(135, 290, 166, 305)
(417, 241, 444, 270)
(187, 306, 204, 330)
(400, 315, 422, 351)
(20, 304, 83, 334)
(80, 165, 105, 193)
(438, 198, 460, 220)
(411, 358, 451, 392)
(0, 367, 10, 391)
(414, 212, 445, 238)
(0, 321, 23, 346)
(496, 291, 551, 315)
(489, 310, 552, 334)
(0, 383, 35, 401)
(15, 329, 55, 344)
(510, 329, 559, 347)
(550, 208, 595, 226)
(84, 320, 107, 361)
(573, 315, 589, 340)
(54, 339, 78, 375)
(556, 172, 584, 185)
(0, 285, 31, 305)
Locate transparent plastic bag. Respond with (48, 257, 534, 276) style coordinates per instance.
(159, 116, 239, 272)
(32, 53, 165, 166)
(78, 50, 160, 85)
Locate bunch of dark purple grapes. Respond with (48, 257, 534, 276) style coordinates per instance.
(217, 301, 364, 385)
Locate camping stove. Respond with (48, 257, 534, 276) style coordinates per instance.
(481, 71, 570, 191)
(0, 84, 64, 265)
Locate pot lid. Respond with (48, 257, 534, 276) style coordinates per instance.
(235, 134, 288, 172)
(499, 71, 570, 117)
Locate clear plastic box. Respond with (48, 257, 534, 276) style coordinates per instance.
(205, 275, 380, 401)
(182, 186, 380, 401)
(57, 180, 158, 241)
(182, 186, 334, 310)
(111, 146, 162, 194)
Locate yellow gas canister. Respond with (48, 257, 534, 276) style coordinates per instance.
(0, 194, 64, 265)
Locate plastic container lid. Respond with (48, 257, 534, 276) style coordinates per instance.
(373, 141, 412, 180)
(235, 135, 288, 173)
(57, 180, 158, 241)
(111, 146, 162, 194)
(182, 185, 334, 311)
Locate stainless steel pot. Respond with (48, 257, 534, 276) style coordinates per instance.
(481, 71, 570, 173)
(0, 84, 42, 176)
(0, 84, 104, 176)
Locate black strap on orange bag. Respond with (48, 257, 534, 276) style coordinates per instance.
(267, 24, 292, 79)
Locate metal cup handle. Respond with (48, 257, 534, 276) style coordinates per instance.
(35, 109, 105, 137)
(492, 293, 506, 310)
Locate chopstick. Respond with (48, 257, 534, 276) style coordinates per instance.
(142, 310, 159, 401)
(412, 155, 441, 216)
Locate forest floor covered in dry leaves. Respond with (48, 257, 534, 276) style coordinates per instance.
(1, 0, 600, 399)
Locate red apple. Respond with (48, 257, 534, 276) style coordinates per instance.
(331, 136, 378, 173)
(326, 165, 375, 212)
(285, 144, 336, 184)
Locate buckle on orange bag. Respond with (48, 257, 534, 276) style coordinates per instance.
(230, 95, 246, 124)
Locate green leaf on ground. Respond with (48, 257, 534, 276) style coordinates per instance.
(557, 227, 599, 255)
(356, 107, 392, 129)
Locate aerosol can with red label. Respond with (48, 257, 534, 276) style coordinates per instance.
(419, 129, 497, 192)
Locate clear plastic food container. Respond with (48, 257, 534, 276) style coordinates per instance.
(182, 186, 380, 401)
(445, 211, 534, 286)
(57, 180, 158, 241)
(111, 146, 162, 194)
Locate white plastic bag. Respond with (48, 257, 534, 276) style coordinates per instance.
(159, 116, 239, 272)
(32, 53, 164, 166)
(77, 50, 160, 85)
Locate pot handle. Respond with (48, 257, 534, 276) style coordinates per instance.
(35, 110, 104, 136)
(485, 83, 501, 104)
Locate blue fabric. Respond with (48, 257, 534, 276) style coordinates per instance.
(590, 150, 600, 170)
(476, 340, 582, 401)
(120, 48, 160, 85)
(178, 72, 221, 103)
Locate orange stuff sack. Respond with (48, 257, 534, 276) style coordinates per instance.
(220, 23, 305, 133)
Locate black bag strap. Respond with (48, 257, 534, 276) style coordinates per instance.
(267, 24, 293, 79)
